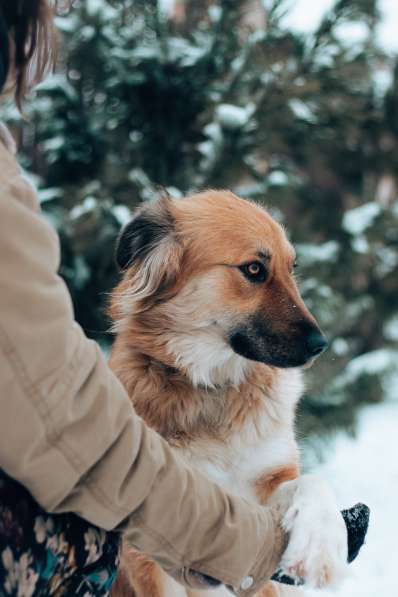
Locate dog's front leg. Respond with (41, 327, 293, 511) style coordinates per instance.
(268, 474, 348, 590)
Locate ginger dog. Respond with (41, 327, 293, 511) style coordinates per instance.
(109, 191, 348, 597)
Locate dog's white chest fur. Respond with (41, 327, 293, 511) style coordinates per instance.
(176, 368, 303, 502)
(180, 430, 296, 502)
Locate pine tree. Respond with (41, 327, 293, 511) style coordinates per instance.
(2, 0, 397, 433)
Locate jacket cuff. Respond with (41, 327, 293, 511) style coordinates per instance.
(232, 507, 287, 596)
(167, 506, 287, 596)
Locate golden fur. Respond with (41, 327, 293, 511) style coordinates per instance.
(109, 190, 325, 597)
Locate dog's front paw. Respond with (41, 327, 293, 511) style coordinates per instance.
(279, 475, 348, 589)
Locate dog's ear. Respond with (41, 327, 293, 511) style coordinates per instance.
(115, 197, 182, 302)
(116, 199, 173, 272)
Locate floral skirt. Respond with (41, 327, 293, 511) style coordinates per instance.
(0, 470, 120, 597)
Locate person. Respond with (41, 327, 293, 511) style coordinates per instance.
(0, 2, 287, 595)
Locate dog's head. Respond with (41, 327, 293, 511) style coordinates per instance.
(112, 191, 326, 385)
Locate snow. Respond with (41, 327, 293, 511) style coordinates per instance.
(376, 247, 398, 276)
(342, 202, 381, 236)
(168, 38, 209, 66)
(342, 349, 398, 386)
(80, 25, 96, 42)
(328, 348, 398, 402)
(73, 256, 90, 289)
(216, 104, 254, 130)
(112, 205, 131, 226)
(70, 196, 97, 219)
(158, 0, 175, 15)
(85, 0, 118, 20)
(198, 122, 222, 164)
(377, 0, 398, 53)
(351, 236, 369, 254)
(384, 315, 398, 342)
(296, 241, 339, 264)
(280, 0, 398, 53)
(37, 187, 63, 204)
(280, 0, 335, 34)
(36, 74, 76, 100)
(334, 22, 370, 48)
(331, 338, 350, 356)
(268, 170, 289, 186)
(42, 136, 65, 153)
(288, 100, 316, 123)
(303, 400, 398, 597)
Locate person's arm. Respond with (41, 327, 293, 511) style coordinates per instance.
(0, 143, 286, 595)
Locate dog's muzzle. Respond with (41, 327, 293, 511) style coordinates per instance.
(229, 317, 328, 368)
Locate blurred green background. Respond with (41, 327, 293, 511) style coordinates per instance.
(2, 0, 397, 437)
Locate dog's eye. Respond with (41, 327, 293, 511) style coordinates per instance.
(240, 261, 267, 283)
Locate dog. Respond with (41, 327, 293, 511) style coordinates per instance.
(109, 190, 348, 597)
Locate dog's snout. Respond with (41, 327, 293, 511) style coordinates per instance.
(306, 330, 328, 357)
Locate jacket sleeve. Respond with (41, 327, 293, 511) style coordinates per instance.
(0, 144, 286, 596)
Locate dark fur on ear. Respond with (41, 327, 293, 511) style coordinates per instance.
(114, 197, 183, 308)
(116, 197, 175, 271)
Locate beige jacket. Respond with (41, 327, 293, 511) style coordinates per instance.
(0, 139, 285, 595)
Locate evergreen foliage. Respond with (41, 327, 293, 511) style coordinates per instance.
(2, 0, 398, 434)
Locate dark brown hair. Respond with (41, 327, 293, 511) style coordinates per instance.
(0, 0, 57, 109)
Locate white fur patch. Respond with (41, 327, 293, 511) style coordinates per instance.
(271, 475, 349, 590)
(167, 330, 251, 388)
(178, 368, 303, 501)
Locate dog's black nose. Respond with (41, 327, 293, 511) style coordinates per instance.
(306, 331, 328, 357)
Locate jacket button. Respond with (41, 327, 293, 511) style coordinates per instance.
(240, 576, 254, 590)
